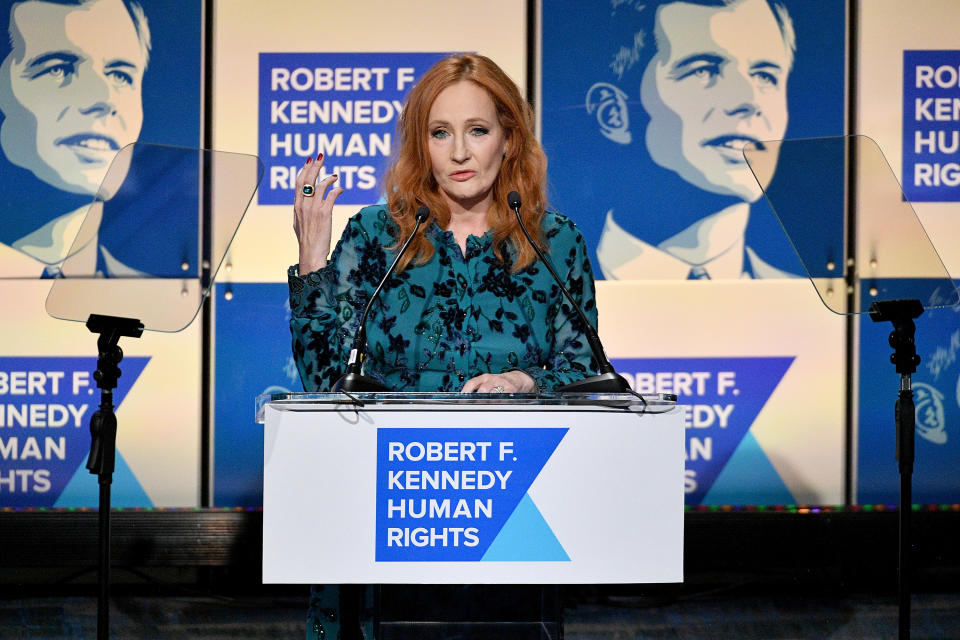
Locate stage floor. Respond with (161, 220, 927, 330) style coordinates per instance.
(2, 586, 958, 639)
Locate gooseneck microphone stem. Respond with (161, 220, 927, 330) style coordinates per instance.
(507, 191, 630, 393)
(336, 205, 430, 393)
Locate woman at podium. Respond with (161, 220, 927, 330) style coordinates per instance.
(286, 53, 602, 638)
(288, 54, 600, 396)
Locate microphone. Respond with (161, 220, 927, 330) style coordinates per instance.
(335, 205, 431, 393)
(507, 191, 630, 393)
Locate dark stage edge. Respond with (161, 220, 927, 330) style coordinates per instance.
(2, 508, 959, 584)
(1, 509, 959, 638)
(2, 584, 959, 638)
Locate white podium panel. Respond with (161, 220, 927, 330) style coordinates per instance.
(261, 394, 683, 584)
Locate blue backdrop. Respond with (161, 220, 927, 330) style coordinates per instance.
(541, 0, 846, 278)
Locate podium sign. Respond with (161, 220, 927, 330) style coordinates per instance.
(259, 393, 683, 584)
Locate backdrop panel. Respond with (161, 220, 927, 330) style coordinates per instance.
(858, 293, 960, 505)
(855, 0, 960, 503)
(596, 279, 846, 505)
(211, 0, 527, 506)
(0, 0, 204, 508)
(541, 0, 848, 505)
(0, 281, 201, 507)
(540, 0, 846, 281)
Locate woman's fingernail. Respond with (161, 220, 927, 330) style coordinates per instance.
(332, 174, 338, 180)
(305, 157, 312, 165)
(317, 153, 323, 161)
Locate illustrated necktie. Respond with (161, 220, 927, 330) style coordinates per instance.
(687, 266, 711, 280)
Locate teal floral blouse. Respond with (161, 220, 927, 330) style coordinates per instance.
(288, 205, 600, 392)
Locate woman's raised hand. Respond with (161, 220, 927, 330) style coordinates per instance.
(294, 154, 343, 274)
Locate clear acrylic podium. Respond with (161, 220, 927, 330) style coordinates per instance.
(256, 391, 682, 639)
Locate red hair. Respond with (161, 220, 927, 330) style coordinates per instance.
(383, 54, 548, 272)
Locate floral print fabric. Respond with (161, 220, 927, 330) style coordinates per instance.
(288, 205, 600, 392)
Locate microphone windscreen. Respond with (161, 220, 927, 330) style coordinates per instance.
(415, 205, 430, 223)
(507, 191, 522, 210)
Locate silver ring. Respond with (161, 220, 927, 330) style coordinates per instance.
(301, 184, 315, 197)
(494, 385, 505, 393)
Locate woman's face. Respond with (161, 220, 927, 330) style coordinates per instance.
(0, 0, 147, 195)
(640, 0, 789, 202)
(427, 80, 508, 215)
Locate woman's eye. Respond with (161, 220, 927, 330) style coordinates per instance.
(431, 129, 448, 139)
(470, 127, 489, 136)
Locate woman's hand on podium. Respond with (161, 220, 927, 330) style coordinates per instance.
(461, 370, 536, 393)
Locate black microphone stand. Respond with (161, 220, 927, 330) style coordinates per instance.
(507, 192, 630, 393)
(868, 298, 923, 640)
(335, 322, 387, 393)
(335, 206, 430, 393)
(85, 313, 144, 640)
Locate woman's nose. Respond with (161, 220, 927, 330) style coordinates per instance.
(451, 134, 470, 162)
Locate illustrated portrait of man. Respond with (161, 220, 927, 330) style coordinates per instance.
(543, 0, 846, 280)
(0, 0, 150, 268)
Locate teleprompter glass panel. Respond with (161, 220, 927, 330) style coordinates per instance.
(45, 143, 263, 332)
(743, 135, 958, 314)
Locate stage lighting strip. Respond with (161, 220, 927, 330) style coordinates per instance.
(684, 504, 960, 513)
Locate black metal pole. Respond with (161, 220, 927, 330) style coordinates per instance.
(897, 382, 916, 640)
(868, 299, 922, 640)
(85, 314, 144, 640)
(87, 364, 123, 640)
(89, 376, 119, 640)
(98, 481, 111, 640)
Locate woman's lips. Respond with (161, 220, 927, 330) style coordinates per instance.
(449, 170, 476, 182)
